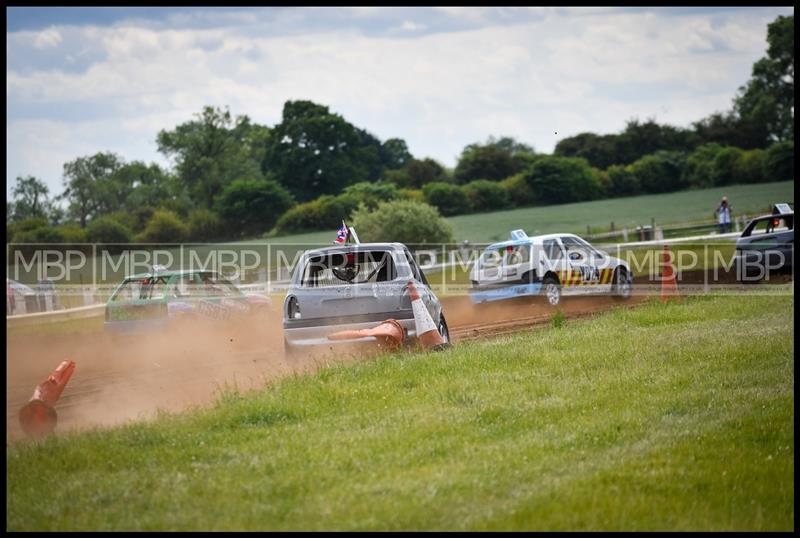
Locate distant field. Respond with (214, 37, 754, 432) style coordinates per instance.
(7, 292, 794, 531)
(263, 181, 794, 246)
(448, 181, 794, 243)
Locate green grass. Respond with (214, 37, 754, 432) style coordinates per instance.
(7, 292, 793, 531)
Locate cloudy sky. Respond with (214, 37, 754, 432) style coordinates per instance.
(6, 6, 793, 198)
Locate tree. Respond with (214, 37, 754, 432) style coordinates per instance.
(136, 209, 189, 243)
(499, 173, 536, 207)
(214, 178, 296, 238)
(113, 161, 186, 213)
(711, 147, 744, 186)
(340, 182, 399, 210)
(350, 200, 455, 245)
(735, 149, 767, 184)
(734, 15, 794, 143)
(9, 176, 52, 222)
(629, 151, 688, 194)
(188, 208, 225, 242)
(422, 182, 471, 216)
(263, 100, 383, 202)
(86, 215, 134, 244)
(605, 164, 640, 197)
(554, 133, 620, 169)
(692, 111, 768, 150)
(524, 156, 602, 204)
(463, 180, 511, 212)
(763, 140, 794, 182)
(383, 158, 448, 188)
(271, 193, 362, 235)
(379, 138, 413, 170)
(157, 106, 267, 208)
(454, 136, 535, 183)
(684, 143, 725, 188)
(616, 119, 697, 165)
(61, 152, 124, 227)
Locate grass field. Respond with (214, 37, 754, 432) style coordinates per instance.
(447, 181, 794, 243)
(256, 181, 794, 246)
(6, 292, 793, 531)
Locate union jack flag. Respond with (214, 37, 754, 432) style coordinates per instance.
(334, 221, 348, 244)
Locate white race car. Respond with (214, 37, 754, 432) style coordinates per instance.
(469, 229, 632, 306)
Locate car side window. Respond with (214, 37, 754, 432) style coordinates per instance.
(543, 239, 564, 261)
(173, 275, 202, 297)
(405, 250, 421, 281)
(403, 250, 431, 285)
(111, 279, 142, 301)
(503, 245, 529, 266)
(561, 237, 588, 261)
(147, 277, 168, 300)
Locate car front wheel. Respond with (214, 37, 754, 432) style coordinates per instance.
(542, 275, 561, 306)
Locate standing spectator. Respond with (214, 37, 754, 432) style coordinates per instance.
(714, 196, 733, 234)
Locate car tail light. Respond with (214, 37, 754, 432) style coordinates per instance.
(287, 296, 301, 319)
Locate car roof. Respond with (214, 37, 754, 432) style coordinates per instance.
(752, 211, 793, 220)
(300, 242, 408, 258)
(483, 233, 582, 250)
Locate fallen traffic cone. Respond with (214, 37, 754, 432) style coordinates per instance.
(19, 360, 76, 438)
(408, 281, 450, 351)
(660, 244, 679, 303)
(327, 319, 406, 350)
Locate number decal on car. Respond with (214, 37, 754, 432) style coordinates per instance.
(578, 265, 600, 282)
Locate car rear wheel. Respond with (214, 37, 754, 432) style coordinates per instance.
(612, 267, 632, 300)
(438, 314, 450, 344)
(542, 275, 561, 306)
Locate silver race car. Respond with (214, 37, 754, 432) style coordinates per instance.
(283, 243, 449, 357)
(469, 229, 632, 306)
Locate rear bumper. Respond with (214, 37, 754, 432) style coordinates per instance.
(284, 317, 417, 348)
(734, 250, 793, 278)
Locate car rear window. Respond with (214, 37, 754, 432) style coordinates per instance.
(111, 276, 168, 301)
(173, 273, 243, 298)
(300, 250, 397, 287)
(742, 215, 793, 237)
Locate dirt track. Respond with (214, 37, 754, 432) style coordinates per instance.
(6, 269, 790, 442)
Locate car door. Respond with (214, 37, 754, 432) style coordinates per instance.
(502, 243, 532, 282)
(561, 236, 601, 291)
(541, 238, 570, 286)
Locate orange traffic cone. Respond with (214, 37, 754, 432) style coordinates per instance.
(19, 360, 76, 438)
(327, 319, 406, 350)
(408, 281, 450, 351)
(660, 244, 679, 303)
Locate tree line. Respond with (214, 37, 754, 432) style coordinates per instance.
(6, 15, 793, 244)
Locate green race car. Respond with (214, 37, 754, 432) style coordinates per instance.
(105, 268, 272, 337)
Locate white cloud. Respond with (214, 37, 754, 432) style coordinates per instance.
(399, 20, 426, 32)
(6, 7, 792, 197)
(33, 26, 62, 49)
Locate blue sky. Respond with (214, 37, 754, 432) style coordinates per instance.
(6, 6, 793, 199)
